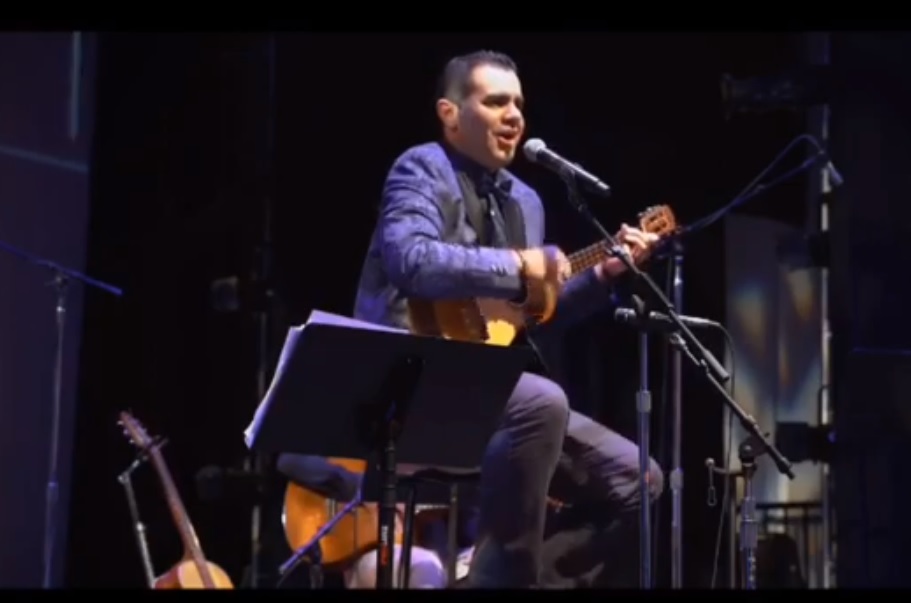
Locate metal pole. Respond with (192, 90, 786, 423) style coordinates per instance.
(637, 331, 652, 589)
(247, 32, 278, 589)
(806, 30, 834, 589)
(670, 241, 684, 588)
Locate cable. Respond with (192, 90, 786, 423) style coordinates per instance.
(709, 325, 736, 590)
(683, 133, 828, 237)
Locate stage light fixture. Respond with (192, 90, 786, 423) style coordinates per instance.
(721, 65, 833, 117)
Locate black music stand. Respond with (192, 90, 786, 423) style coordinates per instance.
(247, 312, 530, 589)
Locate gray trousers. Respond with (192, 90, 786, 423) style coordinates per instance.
(467, 372, 665, 588)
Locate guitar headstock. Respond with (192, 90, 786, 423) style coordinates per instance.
(118, 410, 156, 453)
(638, 204, 678, 238)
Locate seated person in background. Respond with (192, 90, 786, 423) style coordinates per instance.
(275, 453, 449, 589)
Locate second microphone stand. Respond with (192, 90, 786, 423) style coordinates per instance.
(669, 240, 684, 589)
(706, 435, 765, 589)
(558, 172, 795, 590)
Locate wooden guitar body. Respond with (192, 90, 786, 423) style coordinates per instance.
(153, 558, 234, 589)
(407, 205, 678, 346)
(282, 457, 404, 568)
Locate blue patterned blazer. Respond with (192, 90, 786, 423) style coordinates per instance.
(352, 141, 623, 341)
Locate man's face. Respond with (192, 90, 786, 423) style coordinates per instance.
(446, 64, 525, 170)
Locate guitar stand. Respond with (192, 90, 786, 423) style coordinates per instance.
(277, 492, 363, 584)
(118, 445, 163, 588)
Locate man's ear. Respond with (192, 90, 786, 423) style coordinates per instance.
(436, 98, 459, 130)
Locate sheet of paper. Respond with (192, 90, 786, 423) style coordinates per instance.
(243, 309, 408, 448)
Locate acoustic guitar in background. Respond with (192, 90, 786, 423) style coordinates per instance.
(407, 204, 678, 346)
(282, 457, 450, 569)
(118, 411, 234, 589)
(282, 457, 394, 568)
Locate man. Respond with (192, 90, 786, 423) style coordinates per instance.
(275, 453, 449, 588)
(352, 50, 664, 588)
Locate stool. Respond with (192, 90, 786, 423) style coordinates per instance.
(397, 468, 480, 588)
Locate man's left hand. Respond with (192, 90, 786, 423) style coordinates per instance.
(595, 223, 661, 281)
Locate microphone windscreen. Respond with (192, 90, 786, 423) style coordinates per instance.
(522, 138, 546, 161)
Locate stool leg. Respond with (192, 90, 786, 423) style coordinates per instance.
(398, 483, 418, 588)
(446, 483, 459, 585)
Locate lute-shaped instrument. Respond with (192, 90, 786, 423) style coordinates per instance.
(118, 411, 233, 589)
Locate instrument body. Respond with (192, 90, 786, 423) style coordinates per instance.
(408, 205, 678, 346)
(119, 411, 234, 589)
(282, 458, 454, 569)
(154, 559, 234, 590)
(282, 457, 404, 568)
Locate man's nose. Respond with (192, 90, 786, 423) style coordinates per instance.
(504, 106, 522, 124)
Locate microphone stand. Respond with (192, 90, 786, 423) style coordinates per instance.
(561, 175, 652, 589)
(557, 173, 796, 588)
(636, 299, 653, 589)
(247, 33, 278, 589)
(669, 239, 684, 589)
(706, 435, 765, 589)
(0, 238, 123, 589)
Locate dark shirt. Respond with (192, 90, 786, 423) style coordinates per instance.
(442, 142, 515, 250)
(445, 145, 560, 371)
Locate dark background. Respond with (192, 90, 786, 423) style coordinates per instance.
(7, 31, 872, 588)
(0, 32, 96, 588)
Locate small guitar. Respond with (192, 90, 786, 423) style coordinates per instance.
(283, 457, 394, 568)
(407, 204, 678, 346)
(282, 457, 446, 568)
(118, 411, 234, 589)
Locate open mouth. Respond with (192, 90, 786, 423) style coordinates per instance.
(495, 131, 519, 144)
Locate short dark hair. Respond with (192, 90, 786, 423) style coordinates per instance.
(436, 50, 518, 104)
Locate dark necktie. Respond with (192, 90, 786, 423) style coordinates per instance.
(477, 176, 509, 249)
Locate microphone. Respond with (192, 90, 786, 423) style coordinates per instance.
(613, 307, 721, 331)
(523, 138, 612, 197)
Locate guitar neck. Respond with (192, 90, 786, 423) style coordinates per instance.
(567, 240, 610, 275)
(149, 448, 215, 587)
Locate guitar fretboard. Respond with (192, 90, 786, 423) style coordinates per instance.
(563, 204, 676, 277)
(567, 240, 611, 275)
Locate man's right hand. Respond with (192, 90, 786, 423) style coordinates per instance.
(514, 246, 570, 285)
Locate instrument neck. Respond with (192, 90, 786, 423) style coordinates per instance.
(567, 240, 610, 275)
(149, 447, 216, 588)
